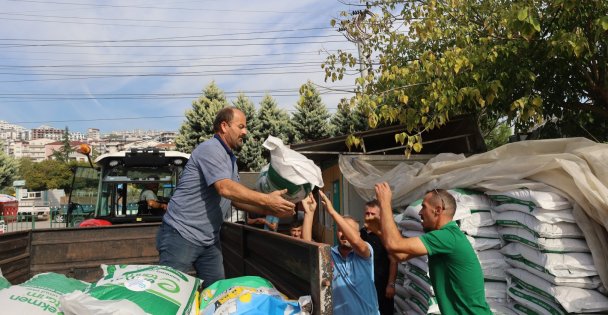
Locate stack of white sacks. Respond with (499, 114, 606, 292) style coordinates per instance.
(393, 187, 608, 315)
(487, 187, 608, 315)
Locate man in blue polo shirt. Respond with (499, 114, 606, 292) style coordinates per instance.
(157, 107, 296, 288)
(319, 190, 379, 315)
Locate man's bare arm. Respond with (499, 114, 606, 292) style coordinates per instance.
(319, 191, 370, 258)
(146, 199, 167, 211)
(375, 182, 428, 258)
(302, 193, 317, 241)
(214, 179, 295, 217)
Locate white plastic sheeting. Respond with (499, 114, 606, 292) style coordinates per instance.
(339, 137, 608, 292)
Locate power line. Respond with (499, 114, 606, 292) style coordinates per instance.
(0, 86, 357, 102)
(0, 39, 346, 49)
(0, 11, 317, 26)
(7, 0, 306, 14)
(0, 27, 335, 43)
(0, 35, 344, 49)
(0, 49, 353, 63)
(0, 85, 356, 96)
(0, 60, 327, 68)
(0, 63, 323, 75)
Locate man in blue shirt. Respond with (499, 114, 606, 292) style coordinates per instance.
(263, 215, 279, 231)
(157, 107, 296, 288)
(319, 190, 380, 315)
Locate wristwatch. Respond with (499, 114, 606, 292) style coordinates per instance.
(388, 282, 395, 288)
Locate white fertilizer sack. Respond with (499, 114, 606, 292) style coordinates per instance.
(398, 217, 424, 232)
(501, 243, 597, 278)
(488, 301, 518, 315)
(485, 281, 507, 303)
(0, 272, 89, 315)
(498, 227, 590, 253)
(461, 225, 501, 239)
(493, 211, 584, 238)
(506, 282, 567, 315)
(60, 264, 200, 315)
(404, 199, 422, 220)
(507, 268, 608, 314)
(492, 205, 575, 224)
(407, 256, 429, 273)
(486, 188, 571, 211)
(404, 264, 433, 296)
(255, 136, 323, 203)
(477, 249, 508, 281)
(449, 188, 494, 209)
(466, 235, 503, 251)
(459, 211, 495, 230)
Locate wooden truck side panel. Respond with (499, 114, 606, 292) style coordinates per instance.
(0, 222, 333, 315)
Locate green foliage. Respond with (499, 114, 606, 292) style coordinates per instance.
(0, 147, 18, 189)
(175, 81, 229, 153)
(331, 98, 368, 137)
(291, 81, 333, 142)
(257, 94, 297, 145)
(325, 0, 608, 153)
(18, 158, 72, 192)
(233, 93, 267, 171)
(51, 127, 74, 162)
(481, 116, 512, 150)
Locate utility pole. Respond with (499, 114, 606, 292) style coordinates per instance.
(338, 9, 376, 86)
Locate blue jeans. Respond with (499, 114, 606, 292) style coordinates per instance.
(156, 221, 224, 288)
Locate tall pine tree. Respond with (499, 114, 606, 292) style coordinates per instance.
(233, 93, 266, 171)
(291, 81, 332, 142)
(257, 94, 297, 145)
(331, 98, 368, 136)
(51, 127, 73, 162)
(175, 81, 229, 153)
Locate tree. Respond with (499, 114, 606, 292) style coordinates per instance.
(482, 117, 512, 150)
(175, 81, 229, 153)
(51, 127, 73, 162)
(0, 145, 18, 190)
(291, 81, 333, 142)
(331, 98, 368, 136)
(18, 159, 72, 192)
(257, 94, 297, 145)
(324, 1, 608, 154)
(233, 93, 267, 171)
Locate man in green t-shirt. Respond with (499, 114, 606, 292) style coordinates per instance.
(368, 182, 491, 314)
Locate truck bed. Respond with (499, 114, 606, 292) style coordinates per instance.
(0, 222, 332, 314)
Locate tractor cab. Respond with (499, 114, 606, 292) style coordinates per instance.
(65, 146, 189, 226)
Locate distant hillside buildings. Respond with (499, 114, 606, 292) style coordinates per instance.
(0, 121, 177, 161)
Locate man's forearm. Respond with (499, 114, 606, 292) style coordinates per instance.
(234, 201, 268, 216)
(388, 257, 398, 284)
(378, 199, 402, 252)
(302, 212, 314, 241)
(216, 179, 269, 208)
(330, 210, 369, 256)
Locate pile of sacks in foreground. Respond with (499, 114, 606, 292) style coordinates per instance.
(393, 187, 608, 315)
(0, 265, 311, 315)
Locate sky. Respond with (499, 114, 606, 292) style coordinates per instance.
(0, 0, 363, 133)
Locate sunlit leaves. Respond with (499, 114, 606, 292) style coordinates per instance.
(325, 0, 608, 150)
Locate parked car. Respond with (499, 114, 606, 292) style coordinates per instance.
(0, 219, 6, 234)
(17, 202, 50, 221)
(51, 203, 95, 225)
